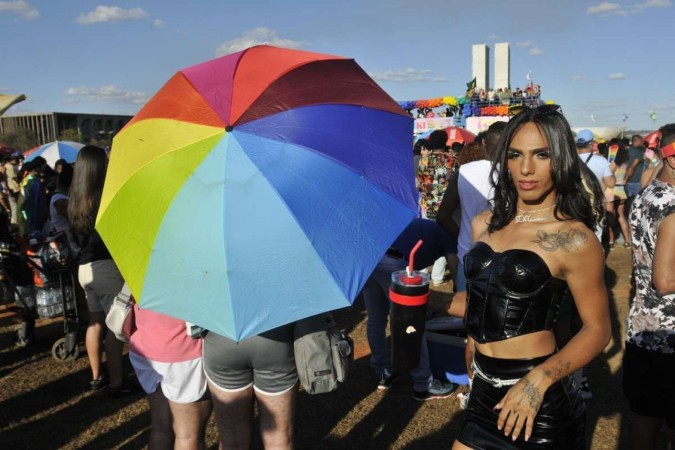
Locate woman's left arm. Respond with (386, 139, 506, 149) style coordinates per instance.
(496, 226, 611, 442)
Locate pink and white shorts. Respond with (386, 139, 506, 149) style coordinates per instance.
(129, 352, 207, 403)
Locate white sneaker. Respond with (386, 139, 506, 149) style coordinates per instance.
(431, 257, 447, 285)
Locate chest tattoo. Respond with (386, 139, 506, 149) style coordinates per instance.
(532, 229, 587, 252)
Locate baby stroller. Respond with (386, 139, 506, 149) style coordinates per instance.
(0, 212, 80, 361)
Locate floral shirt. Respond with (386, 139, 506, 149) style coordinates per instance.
(417, 154, 454, 220)
(626, 179, 675, 353)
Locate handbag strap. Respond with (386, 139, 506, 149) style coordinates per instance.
(117, 283, 133, 305)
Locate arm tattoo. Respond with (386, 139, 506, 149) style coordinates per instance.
(543, 360, 572, 382)
(520, 378, 543, 410)
(533, 229, 587, 252)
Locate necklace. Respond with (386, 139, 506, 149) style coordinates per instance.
(514, 214, 554, 223)
(514, 204, 555, 223)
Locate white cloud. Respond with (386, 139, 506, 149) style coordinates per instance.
(634, 0, 672, 10)
(570, 75, 586, 80)
(153, 19, 164, 28)
(515, 41, 544, 56)
(76, 6, 148, 25)
(0, 1, 39, 19)
(65, 85, 148, 105)
(588, 0, 671, 15)
(432, 76, 449, 82)
(587, 2, 623, 14)
(608, 72, 626, 79)
(369, 68, 443, 83)
(215, 28, 305, 56)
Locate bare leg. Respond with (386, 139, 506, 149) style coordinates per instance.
(169, 393, 212, 450)
(605, 201, 616, 244)
(208, 381, 254, 450)
(617, 202, 631, 245)
(147, 388, 174, 450)
(105, 330, 125, 388)
(86, 312, 105, 381)
(452, 440, 473, 449)
(256, 386, 297, 450)
(631, 414, 663, 450)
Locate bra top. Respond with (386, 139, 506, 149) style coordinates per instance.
(464, 241, 569, 344)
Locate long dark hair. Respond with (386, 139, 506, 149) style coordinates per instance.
(488, 105, 604, 233)
(68, 145, 108, 232)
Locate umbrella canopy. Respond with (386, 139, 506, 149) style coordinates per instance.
(391, 218, 456, 270)
(96, 45, 418, 341)
(416, 126, 476, 146)
(0, 144, 17, 157)
(25, 140, 84, 168)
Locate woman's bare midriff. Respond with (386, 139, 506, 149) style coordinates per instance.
(474, 330, 557, 359)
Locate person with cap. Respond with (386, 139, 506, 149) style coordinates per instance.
(623, 123, 675, 450)
(576, 129, 615, 242)
(625, 134, 647, 200)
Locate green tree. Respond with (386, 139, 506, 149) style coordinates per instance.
(58, 128, 83, 143)
(0, 127, 39, 151)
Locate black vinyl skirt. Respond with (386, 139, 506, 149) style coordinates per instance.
(457, 352, 586, 450)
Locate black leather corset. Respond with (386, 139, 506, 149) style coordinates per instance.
(464, 241, 569, 344)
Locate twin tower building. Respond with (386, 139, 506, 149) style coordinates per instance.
(472, 43, 511, 92)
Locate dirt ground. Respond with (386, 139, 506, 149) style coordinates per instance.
(0, 246, 646, 449)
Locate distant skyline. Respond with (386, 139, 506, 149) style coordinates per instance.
(1, 0, 674, 131)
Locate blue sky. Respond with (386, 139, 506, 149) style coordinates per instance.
(1, 0, 673, 131)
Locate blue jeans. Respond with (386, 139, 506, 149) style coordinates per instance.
(625, 182, 642, 199)
(361, 256, 432, 391)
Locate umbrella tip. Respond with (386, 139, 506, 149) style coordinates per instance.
(225, 125, 234, 132)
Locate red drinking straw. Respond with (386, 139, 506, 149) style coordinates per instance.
(407, 240, 423, 276)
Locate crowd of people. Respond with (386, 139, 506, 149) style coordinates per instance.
(2, 104, 673, 449)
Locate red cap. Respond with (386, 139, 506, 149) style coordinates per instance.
(661, 142, 675, 158)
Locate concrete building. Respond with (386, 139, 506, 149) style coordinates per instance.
(472, 44, 490, 91)
(0, 112, 132, 145)
(494, 43, 511, 90)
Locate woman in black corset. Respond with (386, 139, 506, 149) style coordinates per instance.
(434, 105, 611, 449)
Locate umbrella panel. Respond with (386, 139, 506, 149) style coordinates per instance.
(141, 135, 357, 340)
(97, 120, 224, 298)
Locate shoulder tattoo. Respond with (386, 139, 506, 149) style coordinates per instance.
(532, 229, 588, 252)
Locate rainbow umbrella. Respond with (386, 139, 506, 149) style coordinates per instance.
(25, 140, 84, 168)
(96, 45, 418, 341)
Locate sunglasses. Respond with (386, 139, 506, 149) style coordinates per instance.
(509, 103, 563, 117)
(536, 104, 563, 115)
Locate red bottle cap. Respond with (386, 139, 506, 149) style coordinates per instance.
(399, 274, 424, 285)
